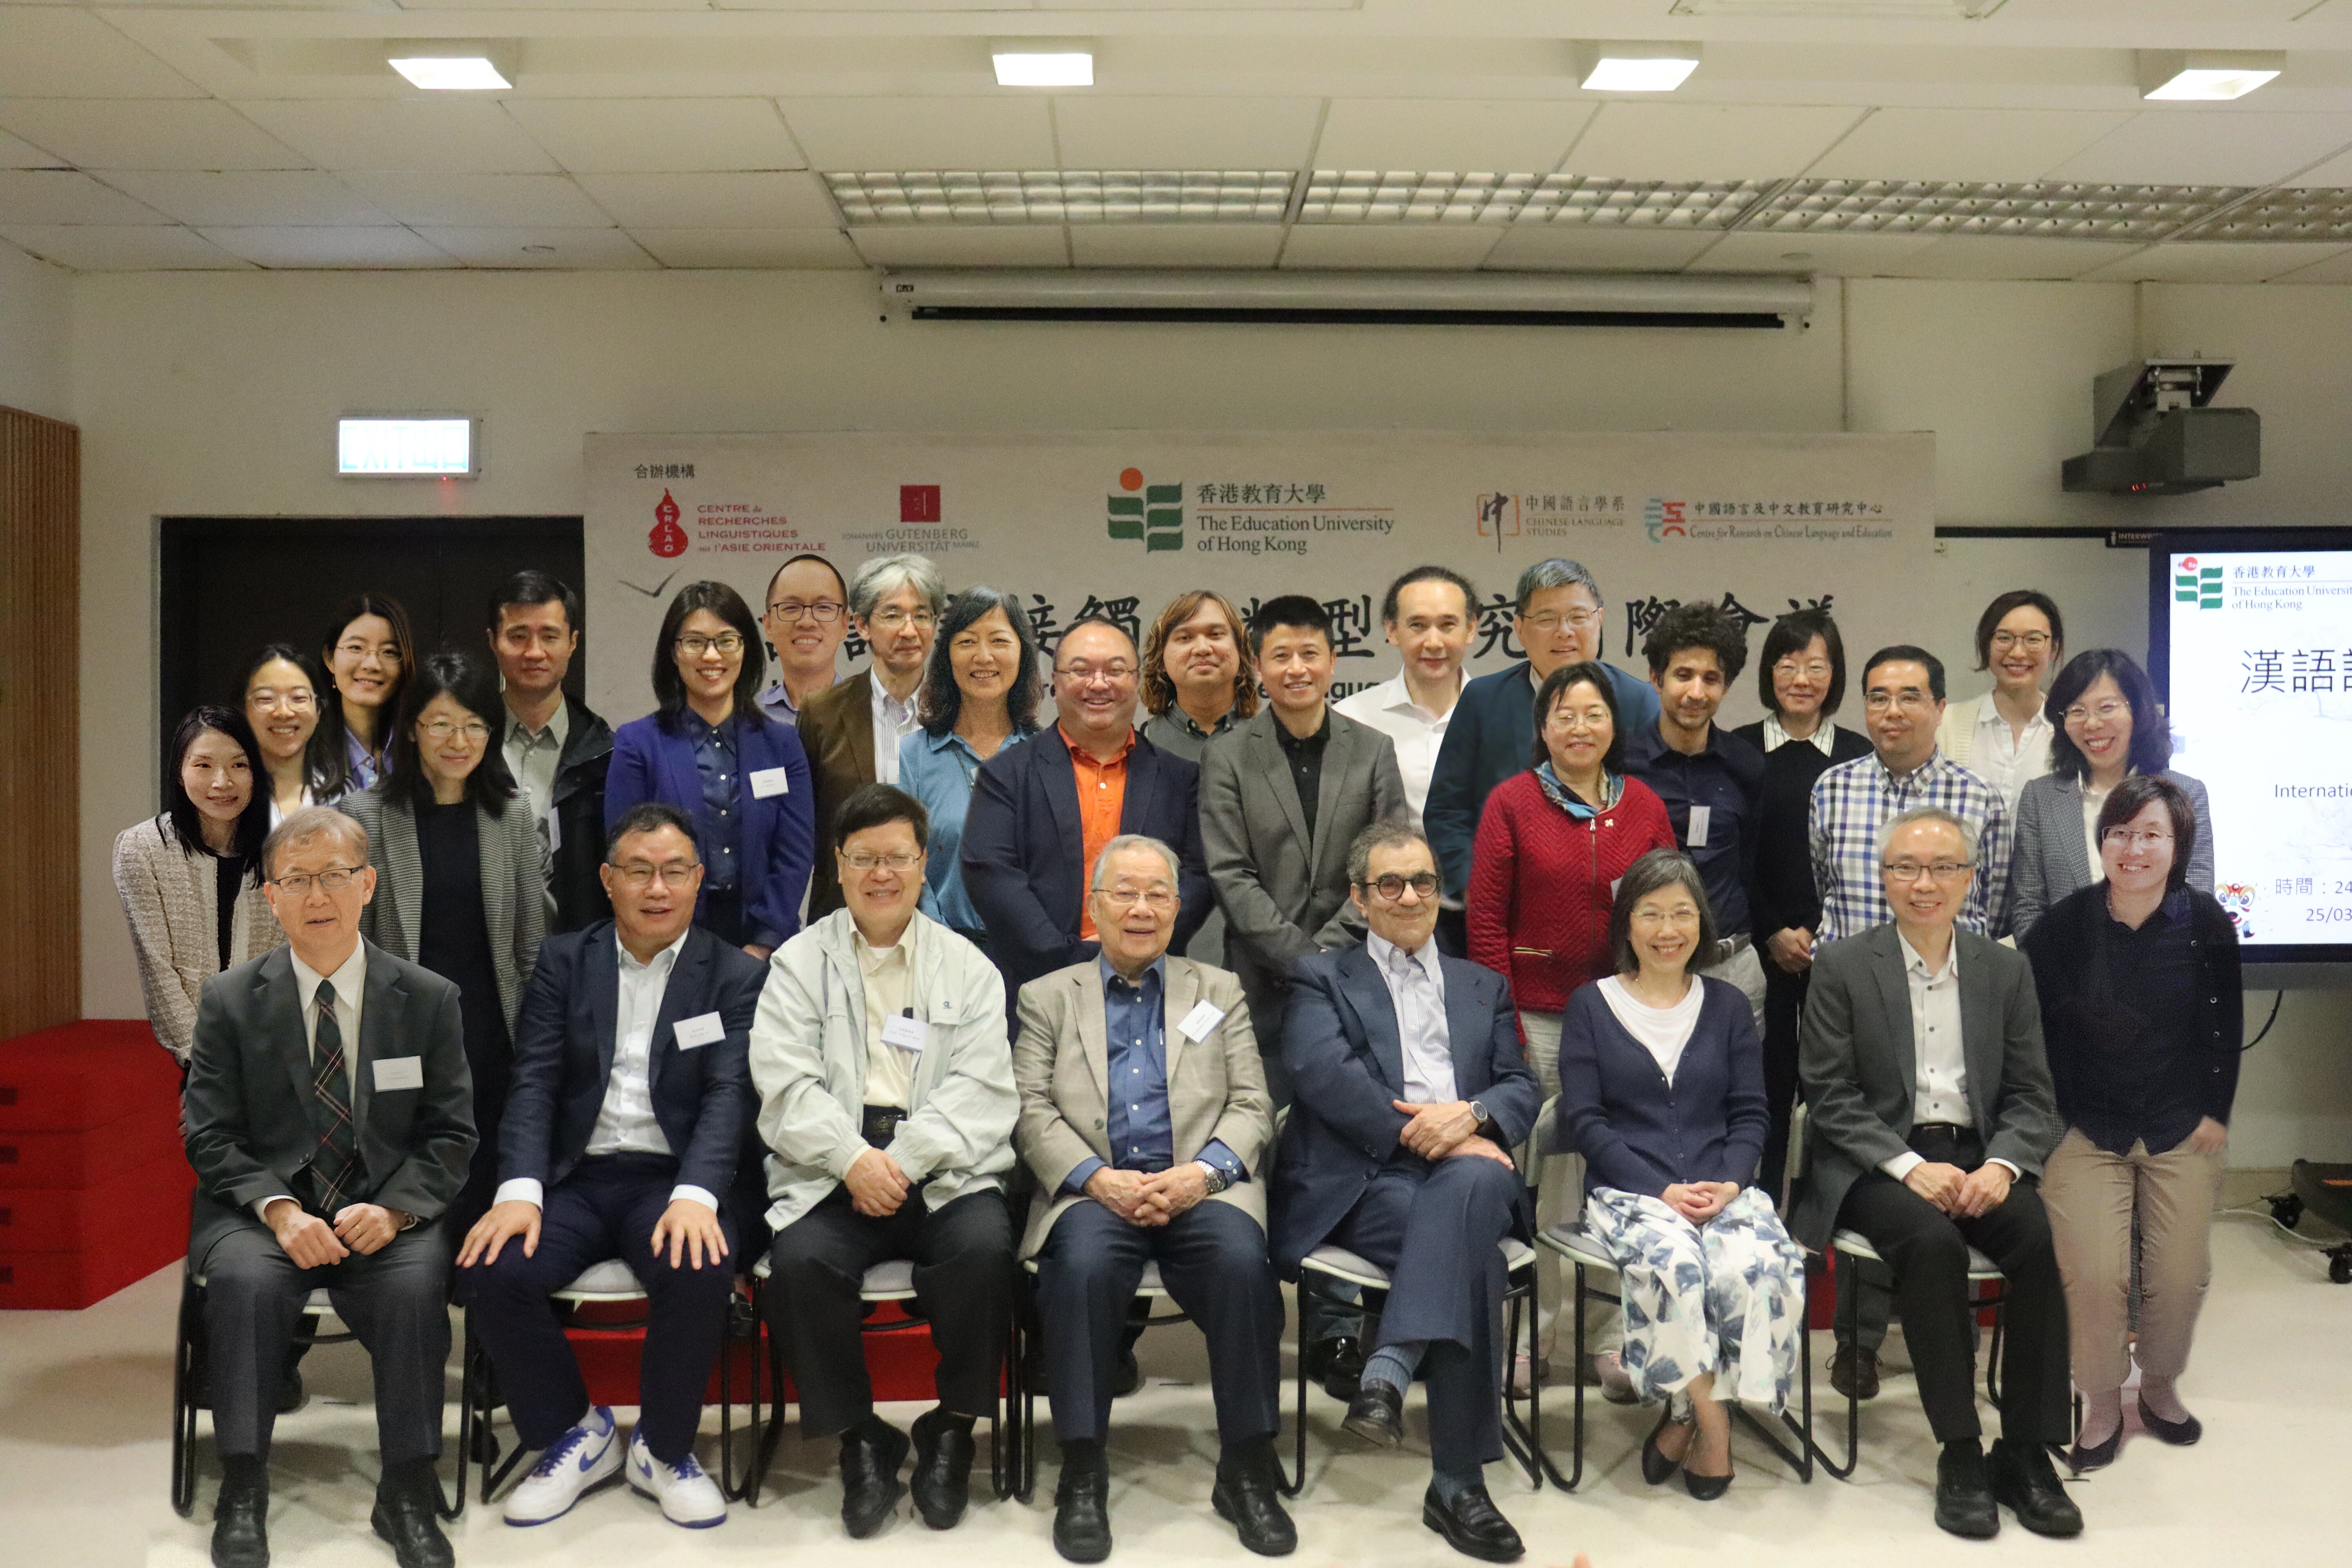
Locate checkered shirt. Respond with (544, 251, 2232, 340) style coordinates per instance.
(1808, 748, 2011, 944)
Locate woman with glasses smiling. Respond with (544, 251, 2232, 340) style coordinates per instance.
(1935, 590, 2066, 812)
(319, 592, 417, 792)
(240, 642, 347, 821)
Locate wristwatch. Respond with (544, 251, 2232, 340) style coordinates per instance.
(1196, 1161, 1233, 1196)
(1468, 1099, 1490, 1131)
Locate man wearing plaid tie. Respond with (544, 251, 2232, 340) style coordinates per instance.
(184, 806, 476, 1568)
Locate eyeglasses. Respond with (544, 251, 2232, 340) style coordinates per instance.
(867, 608, 937, 632)
(419, 719, 490, 742)
(1359, 872, 1441, 901)
(1058, 661, 1137, 687)
(768, 599, 844, 624)
(1990, 631, 2053, 651)
(2063, 700, 2129, 726)
(1096, 883, 1176, 910)
(842, 850, 923, 872)
(1882, 860, 1974, 882)
(1521, 610, 1599, 633)
(1773, 659, 1832, 681)
(335, 640, 402, 665)
(248, 688, 316, 712)
(613, 860, 701, 887)
(676, 632, 745, 657)
(271, 866, 363, 897)
(2101, 828, 2174, 850)
(1863, 690, 1935, 712)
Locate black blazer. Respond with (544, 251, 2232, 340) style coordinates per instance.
(1730, 720, 1873, 942)
(1269, 943, 1540, 1276)
(498, 921, 766, 1201)
(960, 726, 1210, 995)
(183, 941, 476, 1265)
(1555, 975, 1768, 1197)
(547, 695, 616, 935)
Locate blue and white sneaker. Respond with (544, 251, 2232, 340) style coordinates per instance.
(503, 1405, 622, 1525)
(628, 1429, 728, 1528)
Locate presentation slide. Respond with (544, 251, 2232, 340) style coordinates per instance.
(2158, 532, 2352, 964)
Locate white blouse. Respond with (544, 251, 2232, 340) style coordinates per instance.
(1597, 975, 1706, 1087)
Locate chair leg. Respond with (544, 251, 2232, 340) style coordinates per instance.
(171, 1277, 203, 1518)
(1985, 1285, 2007, 1410)
(1808, 1253, 1863, 1481)
(742, 1284, 790, 1509)
(1276, 1278, 1311, 1498)
(1724, 1253, 1817, 1484)
(1496, 1275, 1543, 1489)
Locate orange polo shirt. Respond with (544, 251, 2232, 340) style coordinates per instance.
(1064, 723, 1135, 940)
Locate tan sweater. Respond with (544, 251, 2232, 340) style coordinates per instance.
(112, 817, 285, 1063)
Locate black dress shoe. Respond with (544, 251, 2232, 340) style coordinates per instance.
(1639, 1407, 1690, 1486)
(2067, 1426, 2122, 1474)
(1421, 1483, 1524, 1563)
(1829, 1346, 1880, 1401)
(1990, 1439, 2083, 1538)
(909, 1409, 975, 1530)
(274, 1369, 305, 1416)
(1052, 1459, 1112, 1564)
(1313, 1336, 1366, 1402)
(1112, 1347, 1145, 1398)
(1341, 1381, 1404, 1448)
(1933, 1442, 2000, 1540)
(1211, 1446, 1297, 1557)
(211, 1461, 269, 1568)
(839, 1419, 910, 1539)
(1683, 1455, 1733, 1501)
(2137, 1397, 2203, 1446)
(369, 1474, 454, 1568)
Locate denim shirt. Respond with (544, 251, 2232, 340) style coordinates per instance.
(685, 713, 741, 894)
(899, 725, 1033, 933)
(1061, 955, 1246, 1195)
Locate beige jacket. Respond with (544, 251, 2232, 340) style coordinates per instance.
(112, 817, 283, 1063)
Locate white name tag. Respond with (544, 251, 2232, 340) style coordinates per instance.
(543, 805, 562, 853)
(372, 1056, 424, 1091)
(1177, 1000, 1226, 1042)
(1610, 877, 1622, 899)
(673, 1011, 725, 1050)
(881, 1013, 929, 1054)
(1685, 804, 1711, 849)
(749, 766, 790, 799)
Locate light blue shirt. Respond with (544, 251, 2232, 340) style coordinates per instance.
(898, 725, 1033, 933)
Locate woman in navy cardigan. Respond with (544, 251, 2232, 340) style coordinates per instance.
(606, 580, 814, 956)
(1556, 849, 1805, 1501)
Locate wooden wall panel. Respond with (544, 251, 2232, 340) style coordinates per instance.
(0, 405, 80, 1036)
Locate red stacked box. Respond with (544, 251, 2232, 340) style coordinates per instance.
(0, 1019, 194, 1310)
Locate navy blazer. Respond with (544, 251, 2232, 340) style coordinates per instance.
(1554, 975, 1768, 1198)
(1425, 659, 1660, 898)
(960, 726, 1210, 995)
(1269, 943, 1541, 1276)
(498, 921, 767, 1202)
(605, 710, 815, 950)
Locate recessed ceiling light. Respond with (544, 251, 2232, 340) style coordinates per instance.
(2138, 50, 2283, 102)
(388, 56, 511, 92)
(992, 39, 1093, 88)
(1576, 41, 1701, 93)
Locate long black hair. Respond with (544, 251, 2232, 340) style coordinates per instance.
(917, 585, 1043, 737)
(163, 705, 270, 880)
(318, 591, 417, 764)
(238, 641, 349, 801)
(383, 648, 517, 816)
(2045, 648, 2172, 782)
(651, 580, 768, 732)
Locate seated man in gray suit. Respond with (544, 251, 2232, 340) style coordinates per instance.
(183, 806, 475, 1568)
(1272, 822, 1539, 1564)
(1012, 834, 1290, 1564)
(1794, 805, 2079, 1541)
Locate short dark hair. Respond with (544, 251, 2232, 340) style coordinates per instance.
(832, 782, 930, 855)
(1609, 848, 1721, 976)
(385, 648, 519, 815)
(1642, 601, 1750, 683)
(1248, 594, 1332, 658)
(2096, 773, 2196, 891)
(1380, 565, 1478, 626)
(238, 641, 348, 800)
(764, 551, 847, 608)
(163, 705, 270, 881)
(1529, 660, 1628, 773)
(1755, 608, 1847, 717)
(1971, 589, 2064, 673)
(651, 580, 769, 732)
(605, 802, 699, 863)
(486, 569, 581, 636)
(2045, 648, 2172, 782)
(1346, 820, 1431, 887)
(917, 585, 1043, 737)
(1861, 644, 1946, 702)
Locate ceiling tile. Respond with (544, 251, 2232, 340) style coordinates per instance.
(0, 169, 167, 225)
(849, 226, 1070, 267)
(0, 12, 203, 100)
(0, 128, 62, 169)
(196, 226, 458, 270)
(101, 170, 383, 227)
(0, 224, 248, 271)
(506, 99, 806, 175)
(1052, 97, 1322, 171)
(1564, 103, 1866, 183)
(781, 97, 1056, 172)
(1805, 109, 2136, 184)
(0, 100, 307, 172)
(2074, 242, 2352, 283)
(2271, 247, 2352, 283)
(413, 227, 658, 269)
(1278, 226, 1503, 270)
(574, 171, 837, 229)
(236, 101, 560, 174)
(1069, 223, 1287, 268)
(2269, 145, 2352, 187)
(2049, 113, 2352, 187)
(1687, 229, 1942, 277)
(340, 173, 612, 229)
(1312, 100, 1597, 178)
(1481, 226, 1721, 272)
(628, 228, 864, 268)
(1883, 235, 2143, 281)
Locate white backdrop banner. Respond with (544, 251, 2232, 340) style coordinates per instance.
(583, 430, 1935, 724)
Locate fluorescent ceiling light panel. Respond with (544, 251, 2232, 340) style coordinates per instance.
(1577, 43, 1702, 94)
(388, 56, 511, 92)
(2172, 190, 2352, 243)
(828, 171, 1292, 225)
(1670, 2, 2004, 15)
(992, 40, 1093, 88)
(1296, 171, 1766, 228)
(338, 417, 475, 478)
(2139, 51, 2283, 102)
(1740, 179, 2246, 242)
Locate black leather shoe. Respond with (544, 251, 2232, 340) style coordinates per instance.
(1341, 1381, 1404, 1448)
(1112, 1347, 1144, 1398)
(1311, 1336, 1365, 1402)
(839, 1419, 909, 1539)
(1421, 1483, 1524, 1563)
(1052, 1459, 1112, 1564)
(1683, 1463, 1733, 1502)
(1933, 1442, 2000, 1540)
(2067, 1426, 2122, 1474)
(1211, 1447, 1296, 1557)
(1990, 1439, 2083, 1538)
(1639, 1407, 1690, 1486)
(1829, 1346, 1880, 1401)
(211, 1460, 269, 1568)
(909, 1409, 975, 1530)
(274, 1368, 305, 1415)
(369, 1473, 454, 1568)
(2137, 1397, 2203, 1446)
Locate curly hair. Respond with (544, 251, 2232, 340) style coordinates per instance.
(1139, 590, 1258, 722)
(1642, 600, 1751, 684)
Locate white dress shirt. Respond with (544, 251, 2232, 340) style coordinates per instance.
(1334, 668, 1464, 831)
(1759, 714, 1839, 757)
(1881, 931, 2018, 1182)
(255, 943, 369, 1219)
(2079, 780, 2114, 889)
(1971, 699, 2053, 813)
(870, 679, 920, 789)
(1368, 931, 1457, 1105)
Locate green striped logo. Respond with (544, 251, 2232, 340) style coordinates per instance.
(2174, 564, 2221, 610)
(1109, 474, 1185, 552)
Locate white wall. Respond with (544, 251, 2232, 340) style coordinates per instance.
(68, 266, 2352, 1163)
(0, 241, 70, 422)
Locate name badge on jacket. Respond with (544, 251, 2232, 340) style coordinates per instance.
(749, 767, 790, 799)
(1177, 1000, 1226, 1042)
(373, 1056, 424, 1091)
(882, 1013, 929, 1054)
(674, 1012, 725, 1050)
(1686, 804, 1711, 848)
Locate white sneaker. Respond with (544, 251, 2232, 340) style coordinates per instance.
(628, 1429, 728, 1528)
(503, 1406, 622, 1526)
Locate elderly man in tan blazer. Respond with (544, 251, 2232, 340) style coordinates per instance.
(1013, 833, 1290, 1564)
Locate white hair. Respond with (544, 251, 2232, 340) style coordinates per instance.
(1090, 833, 1180, 891)
(263, 805, 369, 880)
(1875, 805, 1977, 866)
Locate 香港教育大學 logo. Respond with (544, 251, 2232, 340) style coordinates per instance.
(1108, 467, 1184, 552)
(2175, 557, 2223, 610)
(1643, 498, 1688, 541)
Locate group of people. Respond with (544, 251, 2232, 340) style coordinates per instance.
(117, 552, 2242, 1568)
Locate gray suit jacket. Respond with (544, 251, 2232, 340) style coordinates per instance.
(1011, 956, 1274, 1259)
(339, 786, 547, 1040)
(2008, 769, 2214, 937)
(1790, 924, 2063, 1251)
(1198, 708, 1406, 1037)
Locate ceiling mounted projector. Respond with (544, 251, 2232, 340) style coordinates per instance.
(2062, 360, 2259, 497)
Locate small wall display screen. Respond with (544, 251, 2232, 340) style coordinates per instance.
(338, 417, 474, 477)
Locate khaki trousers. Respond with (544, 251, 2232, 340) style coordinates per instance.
(2040, 1126, 2225, 1393)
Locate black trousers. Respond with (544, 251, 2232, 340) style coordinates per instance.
(464, 1153, 739, 1463)
(1035, 1198, 1282, 1447)
(1835, 1126, 2072, 1445)
(1760, 963, 1808, 1206)
(765, 1187, 1014, 1439)
(200, 1216, 450, 1467)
